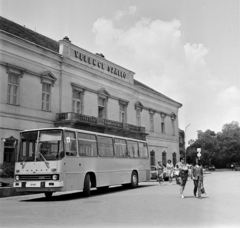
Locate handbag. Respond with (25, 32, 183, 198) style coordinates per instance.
(176, 177, 182, 185)
(201, 187, 206, 194)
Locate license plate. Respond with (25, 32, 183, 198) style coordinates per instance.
(26, 182, 41, 187)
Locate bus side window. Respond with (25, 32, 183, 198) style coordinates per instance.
(65, 131, 77, 156)
(139, 142, 148, 158)
(127, 141, 139, 158)
(114, 139, 127, 158)
(98, 136, 114, 157)
(78, 133, 97, 157)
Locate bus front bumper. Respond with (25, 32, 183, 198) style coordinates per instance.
(13, 181, 64, 192)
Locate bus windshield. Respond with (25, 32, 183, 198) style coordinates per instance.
(18, 129, 64, 162)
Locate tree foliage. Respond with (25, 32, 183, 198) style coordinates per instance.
(187, 121, 240, 168)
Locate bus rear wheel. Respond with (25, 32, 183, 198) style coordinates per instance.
(83, 174, 91, 197)
(131, 171, 138, 188)
(45, 192, 53, 198)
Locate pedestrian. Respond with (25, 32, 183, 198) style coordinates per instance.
(176, 157, 189, 198)
(231, 164, 234, 171)
(191, 158, 204, 199)
(156, 161, 164, 185)
(166, 159, 174, 184)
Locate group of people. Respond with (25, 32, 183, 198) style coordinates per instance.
(156, 157, 204, 199)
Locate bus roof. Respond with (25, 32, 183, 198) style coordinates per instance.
(21, 127, 147, 142)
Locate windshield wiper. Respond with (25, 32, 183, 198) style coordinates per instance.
(38, 152, 50, 169)
(20, 157, 28, 169)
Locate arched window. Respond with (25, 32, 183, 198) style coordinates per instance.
(150, 150, 155, 166)
(172, 152, 177, 166)
(162, 151, 166, 166)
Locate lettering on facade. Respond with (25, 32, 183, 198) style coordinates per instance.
(74, 51, 126, 79)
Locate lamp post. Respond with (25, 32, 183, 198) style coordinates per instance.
(184, 124, 190, 162)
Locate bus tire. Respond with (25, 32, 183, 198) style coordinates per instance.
(131, 171, 138, 188)
(45, 192, 53, 198)
(83, 174, 91, 197)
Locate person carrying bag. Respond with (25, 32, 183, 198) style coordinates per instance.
(191, 158, 204, 199)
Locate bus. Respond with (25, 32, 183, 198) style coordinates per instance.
(13, 127, 150, 198)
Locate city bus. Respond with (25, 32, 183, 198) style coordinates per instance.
(13, 127, 150, 198)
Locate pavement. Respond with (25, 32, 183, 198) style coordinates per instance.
(0, 177, 31, 197)
(0, 169, 233, 198)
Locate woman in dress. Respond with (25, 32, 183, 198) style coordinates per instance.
(191, 158, 204, 199)
(176, 157, 189, 198)
(156, 161, 164, 185)
(166, 159, 174, 184)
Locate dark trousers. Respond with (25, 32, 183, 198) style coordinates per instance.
(193, 178, 202, 197)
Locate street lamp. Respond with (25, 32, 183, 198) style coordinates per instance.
(184, 124, 190, 162)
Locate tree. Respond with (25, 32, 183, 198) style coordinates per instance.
(186, 121, 240, 168)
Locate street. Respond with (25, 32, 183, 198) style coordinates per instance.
(1, 171, 240, 228)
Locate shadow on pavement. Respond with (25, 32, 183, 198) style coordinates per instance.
(19, 184, 152, 202)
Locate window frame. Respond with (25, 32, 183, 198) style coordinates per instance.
(136, 107, 141, 126)
(114, 138, 128, 158)
(42, 82, 51, 111)
(161, 114, 165, 134)
(150, 113, 154, 132)
(64, 131, 77, 156)
(77, 132, 98, 157)
(98, 97, 107, 119)
(97, 136, 114, 157)
(7, 72, 20, 105)
(127, 140, 139, 158)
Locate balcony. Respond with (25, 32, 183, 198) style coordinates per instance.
(54, 112, 147, 140)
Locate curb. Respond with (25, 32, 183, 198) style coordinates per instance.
(0, 187, 31, 198)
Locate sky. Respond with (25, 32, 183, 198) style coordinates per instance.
(0, 0, 239, 144)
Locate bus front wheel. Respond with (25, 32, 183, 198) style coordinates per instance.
(131, 171, 138, 188)
(83, 174, 91, 197)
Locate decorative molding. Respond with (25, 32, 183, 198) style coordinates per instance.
(119, 98, 129, 106)
(149, 109, 155, 115)
(160, 112, 166, 118)
(171, 112, 177, 120)
(98, 88, 110, 100)
(40, 71, 57, 87)
(134, 101, 143, 111)
(6, 63, 24, 78)
(71, 83, 85, 94)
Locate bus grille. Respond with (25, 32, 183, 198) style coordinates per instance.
(19, 175, 52, 181)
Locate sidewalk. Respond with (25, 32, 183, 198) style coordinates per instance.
(0, 177, 28, 197)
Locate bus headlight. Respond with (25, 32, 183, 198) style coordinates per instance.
(52, 175, 58, 180)
(15, 175, 19, 181)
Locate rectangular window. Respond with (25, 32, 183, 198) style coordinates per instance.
(72, 90, 82, 113)
(172, 120, 175, 136)
(162, 152, 166, 166)
(7, 73, 19, 105)
(114, 139, 128, 158)
(150, 113, 154, 131)
(150, 151, 155, 166)
(78, 133, 97, 157)
(119, 104, 127, 123)
(139, 142, 148, 158)
(65, 131, 77, 156)
(127, 140, 139, 158)
(98, 98, 106, 118)
(172, 152, 177, 166)
(42, 83, 51, 111)
(161, 116, 165, 134)
(98, 136, 114, 157)
(136, 108, 141, 126)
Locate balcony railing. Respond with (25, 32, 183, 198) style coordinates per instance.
(55, 112, 145, 133)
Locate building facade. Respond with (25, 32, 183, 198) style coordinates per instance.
(0, 16, 182, 167)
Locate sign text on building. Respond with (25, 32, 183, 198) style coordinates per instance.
(74, 51, 126, 79)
